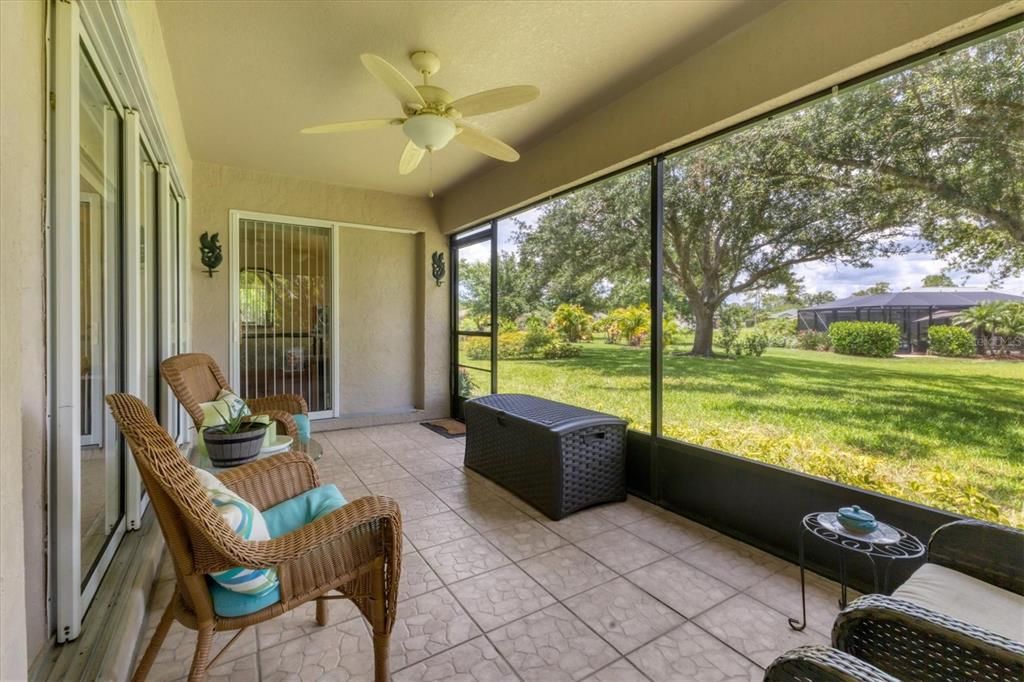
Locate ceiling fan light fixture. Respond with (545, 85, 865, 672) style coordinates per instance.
(403, 114, 456, 151)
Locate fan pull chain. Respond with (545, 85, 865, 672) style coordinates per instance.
(428, 151, 435, 198)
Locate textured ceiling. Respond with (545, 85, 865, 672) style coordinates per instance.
(155, 0, 775, 198)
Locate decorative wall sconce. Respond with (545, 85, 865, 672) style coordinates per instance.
(431, 251, 446, 287)
(199, 231, 223, 277)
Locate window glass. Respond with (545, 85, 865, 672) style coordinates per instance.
(660, 28, 1024, 526)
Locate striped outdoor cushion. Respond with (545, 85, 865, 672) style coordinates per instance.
(192, 466, 278, 596)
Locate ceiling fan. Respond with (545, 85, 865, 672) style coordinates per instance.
(301, 50, 539, 185)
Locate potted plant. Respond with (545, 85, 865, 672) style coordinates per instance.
(203, 402, 267, 467)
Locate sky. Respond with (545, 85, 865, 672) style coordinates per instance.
(456, 209, 1024, 298)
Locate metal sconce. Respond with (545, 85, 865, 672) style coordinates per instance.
(431, 251, 446, 287)
(199, 231, 223, 277)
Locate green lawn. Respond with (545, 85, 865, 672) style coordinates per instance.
(493, 342, 1024, 526)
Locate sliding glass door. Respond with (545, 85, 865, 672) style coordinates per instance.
(451, 226, 495, 416)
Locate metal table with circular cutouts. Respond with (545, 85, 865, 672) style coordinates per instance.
(787, 512, 925, 632)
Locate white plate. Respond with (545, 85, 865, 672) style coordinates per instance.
(261, 435, 293, 455)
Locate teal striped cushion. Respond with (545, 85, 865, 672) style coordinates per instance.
(192, 467, 278, 596)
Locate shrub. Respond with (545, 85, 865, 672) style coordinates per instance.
(457, 368, 477, 397)
(550, 303, 592, 342)
(523, 318, 555, 353)
(829, 321, 901, 357)
(928, 325, 976, 357)
(663, 315, 682, 346)
(462, 336, 490, 361)
(718, 305, 747, 355)
(796, 330, 831, 351)
(608, 305, 650, 346)
(540, 341, 583, 359)
(755, 318, 798, 348)
(736, 330, 769, 357)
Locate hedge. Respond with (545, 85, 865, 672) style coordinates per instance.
(828, 321, 901, 357)
(928, 325, 976, 357)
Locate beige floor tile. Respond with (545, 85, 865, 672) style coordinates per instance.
(259, 616, 374, 681)
(679, 535, 788, 591)
(342, 450, 396, 471)
(577, 528, 668, 574)
(421, 534, 511, 584)
(624, 512, 717, 553)
(746, 565, 856, 636)
(591, 496, 659, 527)
(433, 481, 497, 510)
(626, 557, 735, 617)
(541, 508, 618, 543)
(519, 545, 617, 600)
(172, 652, 259, 682)
(483, 520, 567, 561)
(563, 577, 684, 654)
(137, 620, 258, 682)
(416, 466, 470, 491)
(695, 594, 827, 668)
(402, 456, 455, 476)
(367, 477, 430, 497)
(391, 491, 451, 520)
(449, 564, 557, 631)
(488, 603, 619, 681)
(392, 636, 518, 682)
(628, 621, 761, 681)
(390, 588, 482, 669)
(255, 600, 360, 649)
(405, 511, 478, 550)
(355, 463, 413, 485)
(585, 658, 649, 682)
(399, 552, 444, 601)
(456, 497, 533, 533)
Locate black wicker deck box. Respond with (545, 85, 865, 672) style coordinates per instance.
(463, 394, 627, 520)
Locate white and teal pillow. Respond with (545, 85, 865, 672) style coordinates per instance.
(192, 466, 278, 596)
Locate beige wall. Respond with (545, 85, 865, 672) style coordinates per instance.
(0, 0, 46, 673)
(191, 161, 449, 419)
(123, 0, 194, 196)
(439, 0, 1022, 232)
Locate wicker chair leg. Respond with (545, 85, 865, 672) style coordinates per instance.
(369, 556, 391, 682)
(187, 624, 215, 682)
(132, 598, 175, 682)
(316, 597, 329, 626)
(372, 633, 390, 682)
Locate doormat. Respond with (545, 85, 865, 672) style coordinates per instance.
(421, 419, 466, 438)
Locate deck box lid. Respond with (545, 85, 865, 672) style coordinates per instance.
(466, 393, 627, 429)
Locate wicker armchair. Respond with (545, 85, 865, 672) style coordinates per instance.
(833, 519, 1024, 681)
(160, 352, 307, 441)
(106, 394, 402, 682)
(764, 645, 898, 681)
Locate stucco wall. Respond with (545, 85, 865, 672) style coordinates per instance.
(190, 161, 448, 420)
(0, 0, 46, 673)
(438, 0, 1022, 232)
(123, 0, 193, 196)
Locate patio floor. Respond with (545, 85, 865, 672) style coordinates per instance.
(137, 423, 854, 681)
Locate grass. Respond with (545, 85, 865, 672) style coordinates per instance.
(490, 341, 1024, 526)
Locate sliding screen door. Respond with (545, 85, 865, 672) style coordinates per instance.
(235, 217, 334, 416)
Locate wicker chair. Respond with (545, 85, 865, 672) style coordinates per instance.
(764, 645, 899, 681)
(833, 519, 1023, 681)
(160, 352, 307, 441)
(106, 394, 402, 682)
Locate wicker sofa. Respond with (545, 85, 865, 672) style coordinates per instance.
(832, 519, 1023, 681)
(764, 645, 898, 681)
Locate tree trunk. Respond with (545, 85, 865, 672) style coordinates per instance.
(690, 304, 716, 356)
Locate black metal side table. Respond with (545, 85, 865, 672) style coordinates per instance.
(788, 512, 925, 631)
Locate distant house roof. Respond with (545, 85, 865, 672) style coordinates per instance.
(801, 288, 1024, 311)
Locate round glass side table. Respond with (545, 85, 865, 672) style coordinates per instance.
(787, 512, 925, 632)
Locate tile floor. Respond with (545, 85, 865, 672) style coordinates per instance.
(137, 423, 856, 681)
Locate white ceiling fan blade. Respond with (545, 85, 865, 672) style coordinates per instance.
(399, 141, 425, 175)
(450, 85, 539, 118)
(360, 53, 425, 110)
(301, 118, 402, 134)
(455, 123, 520, 162)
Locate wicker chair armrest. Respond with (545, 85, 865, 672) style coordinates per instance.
(247, 393, 308, 417)
(216, 451, 320, 510)
(833, 594, 1024, 681)
(764, 645, 899, 682)
(251, 409, 299, 441)
(928, 519, 1024, 594)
